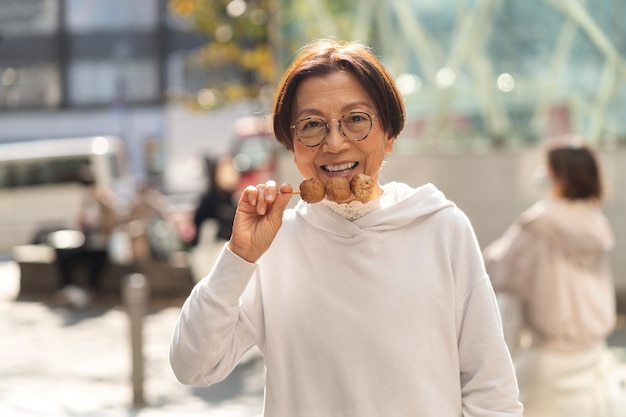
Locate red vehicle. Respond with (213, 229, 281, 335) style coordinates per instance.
(229, 116, 279, 191)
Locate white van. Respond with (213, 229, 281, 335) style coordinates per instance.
(0, 136, 130, 255)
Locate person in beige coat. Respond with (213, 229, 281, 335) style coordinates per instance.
(483, 136, 617, 417)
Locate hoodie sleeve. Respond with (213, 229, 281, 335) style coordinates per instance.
(169, 245, 260, 386)
(447, 208, 523, 416)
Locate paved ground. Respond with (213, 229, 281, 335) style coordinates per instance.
(2, 260, 626, 416)
(0, 261, 264, 417)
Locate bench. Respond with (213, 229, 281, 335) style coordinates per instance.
(12, 243, 194, 299)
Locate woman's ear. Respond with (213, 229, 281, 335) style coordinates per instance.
(384, 135, 396, 154)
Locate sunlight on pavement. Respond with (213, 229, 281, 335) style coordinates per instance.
(0, 261, 20, 301)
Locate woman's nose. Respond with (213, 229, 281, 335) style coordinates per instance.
(322, 120, 349, 151)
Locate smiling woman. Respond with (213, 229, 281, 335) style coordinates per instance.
(170, 38, 523, 417)
(286, 70, 392, 203)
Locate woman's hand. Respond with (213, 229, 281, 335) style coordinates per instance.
(227, 181, 294, 263)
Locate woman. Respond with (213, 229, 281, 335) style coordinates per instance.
(170, 39, 522, 417)
(483, 137, 616, 417)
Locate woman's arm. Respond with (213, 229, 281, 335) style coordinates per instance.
(169, 245, 259, 385)
(170, 180, 292, 385)
(450, 210, 524, 416)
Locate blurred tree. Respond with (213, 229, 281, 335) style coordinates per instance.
(167, 0, 360, 110)
(168, 0, 278, 109)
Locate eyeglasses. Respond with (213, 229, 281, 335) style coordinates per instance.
(291, 111, 378, 148)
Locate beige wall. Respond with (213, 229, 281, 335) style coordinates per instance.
(277, 148, 626, 294)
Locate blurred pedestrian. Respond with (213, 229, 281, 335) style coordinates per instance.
(54, 166, 118, 307)
(188, 155, 239, 281)
(483, 135, 616, 417)
(170, 39, 522, 416)
(126, 176, 172, 262)
(191, 156, 240, 246)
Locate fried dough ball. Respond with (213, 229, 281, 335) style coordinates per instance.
(350, 173, 375, 202)
(298, 174, 375, 204)
(299, 178, 325, 203)
(325, 176, 352, 202)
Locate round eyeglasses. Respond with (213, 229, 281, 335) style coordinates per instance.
(291, 111, 377, 148)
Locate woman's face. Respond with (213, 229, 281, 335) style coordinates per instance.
(291, 71, 395, 203)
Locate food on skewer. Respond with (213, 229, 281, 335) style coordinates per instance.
(299, 178, 325, 203)
(295, 174, 375, 203)
(350, 173, 376, 203)
(325, 177, 352, 203)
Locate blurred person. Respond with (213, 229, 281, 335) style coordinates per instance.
(188, 155, 240, 281)
(54, 166, 118, 307)
(191, 155, 240, 246)
(483, 135, 616, 417)
(126, 176, 171, 262)
(170, 39, 522, 416)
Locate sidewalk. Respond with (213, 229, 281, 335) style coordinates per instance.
(0, 261, 264, 417)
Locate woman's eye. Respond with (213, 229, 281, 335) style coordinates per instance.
(347, 114, 366, 124)
(303, 119, 323, 130)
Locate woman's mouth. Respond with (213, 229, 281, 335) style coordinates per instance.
(321, 162, 358, 176)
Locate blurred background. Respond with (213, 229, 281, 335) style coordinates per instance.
(1, 1, 626, 415)
(0, 0, 626, 290)
(1, 0, 624, 295)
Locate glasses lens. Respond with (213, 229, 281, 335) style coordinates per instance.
(341, 112, 373, 141)
(295, 118, 326, 146)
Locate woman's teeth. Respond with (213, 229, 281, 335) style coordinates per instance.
(323, 162, 357, 172)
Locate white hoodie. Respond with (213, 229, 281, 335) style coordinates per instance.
(483, 197, 616, 352)
(170, 182, 523, 417)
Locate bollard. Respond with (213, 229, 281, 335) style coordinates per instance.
(122, 273, 149, 408)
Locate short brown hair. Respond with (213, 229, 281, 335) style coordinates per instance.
(548, 145, 603, 200)
(272, 39, 405, 151)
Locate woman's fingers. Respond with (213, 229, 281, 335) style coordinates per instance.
(242, 185, 259, 206)
(255, 184, 268, 215)
(239, 181, 286, 214)
(230, 181, 293, 262)
(251, 181, 281, 215)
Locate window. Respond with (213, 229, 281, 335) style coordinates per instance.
(0, 0, 59, 36)
(0, 65, 61, 109)
(65, 0, 158, 32)
(67, 59, 159, 105)
(0, 157, 90, 189)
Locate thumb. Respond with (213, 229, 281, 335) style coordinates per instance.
(265, 183, 294, 223)
(272, 192, 293, 216)
(264, 192, 292, 227)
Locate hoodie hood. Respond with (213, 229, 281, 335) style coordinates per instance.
(520, 198, 614, 262)
(294, 182, 455, 238)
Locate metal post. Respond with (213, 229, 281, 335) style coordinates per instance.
(122, 273, 149, 408)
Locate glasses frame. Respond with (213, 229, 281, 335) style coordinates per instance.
(290, 111, 378, 148)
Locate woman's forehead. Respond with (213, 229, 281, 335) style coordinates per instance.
(293, 72, 374, 118)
